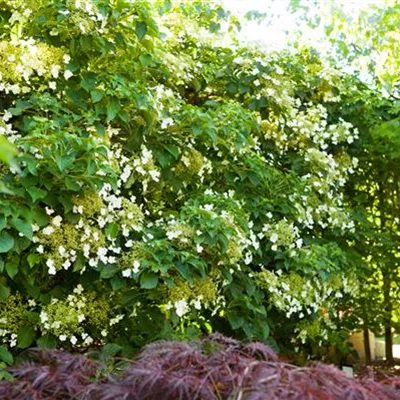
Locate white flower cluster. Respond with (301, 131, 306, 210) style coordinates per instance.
(259, 269, 358, 323)
(33, 187, 144, 275)
(166, 293, 226, 319)
(260, 219, 302, 254)
(116, 145, 161, 192)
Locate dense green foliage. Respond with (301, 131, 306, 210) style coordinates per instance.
(1, 0, 399, 364)
(287, 0, 400, 362)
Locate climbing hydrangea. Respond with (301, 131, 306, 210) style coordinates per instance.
(0, 0, 365, 354)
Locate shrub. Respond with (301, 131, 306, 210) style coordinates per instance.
(0, 0, 367, 356)
(0, 335, 399, 400)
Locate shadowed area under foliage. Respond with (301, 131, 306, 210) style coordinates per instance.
(0, 334, 399, 400)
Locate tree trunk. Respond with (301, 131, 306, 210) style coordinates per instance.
(383, 271, 394, 364)
(363, 327, 372, 364)
(385, 325, 394, 364)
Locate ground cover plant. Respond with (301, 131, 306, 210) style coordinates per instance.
(0, 334, 399, 400)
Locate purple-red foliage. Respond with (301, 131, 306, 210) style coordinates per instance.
(0, 334, 399, 400)
(0, 349, 97, 400)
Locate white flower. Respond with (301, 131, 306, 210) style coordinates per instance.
(58, 246, 66, 257)
(63, 54, 71, 64)
(125, 240, 133, 247)
(270, 233, 279, 243)
(204, 204, 213, 211)
(70, 336, 78, 345)
(97, 247, 108, 258)
(101, 329, 108, 337)
(42, 226, 55, 235)
(74, 284, 84, 294)
(28, 299, 36, 307)
(166, 230, 182, 240)
(161, 117, 173, 129)
(84, 336, 93, 345)
(193, 299, 201, 310)
(59, 334, 67, 342)
(89, 258, 98, 267)
(78, 314, 85, 322)
(2, 111, 12, 122)
(73, 205, 84, 214)
(271, 244, 278, 251)
(37, 245, 44, 254)
(63, 260, 71, 270)
(49, 81, 57, 90)
(174, 299, 189, 317)
(122, 269, 131, 277)
(196, 244, 203, 253)
(149, 169, 160, 182)
(109, 314, 124, 326)
(40, 311, 48, 323)
(296, 238, 303, 248)
(64, 70, 73, 80)
(52, 215, 62, 227)
(244, 252, 253, 265)
(132, 260, 140, 273)
(45, 207, 55, 215)
(46, 259, 56, 275)
(83, 244, 90, 258)
(50, 65, 61, 78)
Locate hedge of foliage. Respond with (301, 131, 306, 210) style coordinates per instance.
(1, 334, 400, 400)
(0, 0, 371, 361)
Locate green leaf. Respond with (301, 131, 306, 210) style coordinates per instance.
(0, 346, 13, 365)
(0, 137, 17, 166)
(226, 82, 238, 94)
(0, 232, 14, 253)
(80, 72, 96, 92)
(57, 153, 75, 171)
(0, 216, 6, 232)
(65, 178, 81, 191)
(227, 311, 244, 329)
(5, 259, 18, 278)
(37, 334, 57, 349)
(17, 326, 36, 348)
(136, 21, 147, 41)
(105, 223, 119, 240)
(175, 261, 193, 283)
(107, 97, 120, 122)
(91, 89, 104, 103)
(27, 253, 41, 268)
(100, 264, 119, 279)
(11, 218, 33, 240)
(27, 187, 47, 202)
(110, 276, 126, 291)
(0, 283, 10, 301)
(139, 53, 152, 66)
(0, 181, 13, 195)
(140, 271, 158, 289)
(164, 144, 181, 159)
(100, 343, 122, 360)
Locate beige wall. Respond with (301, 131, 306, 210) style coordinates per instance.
(347, 330, 375, 362)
